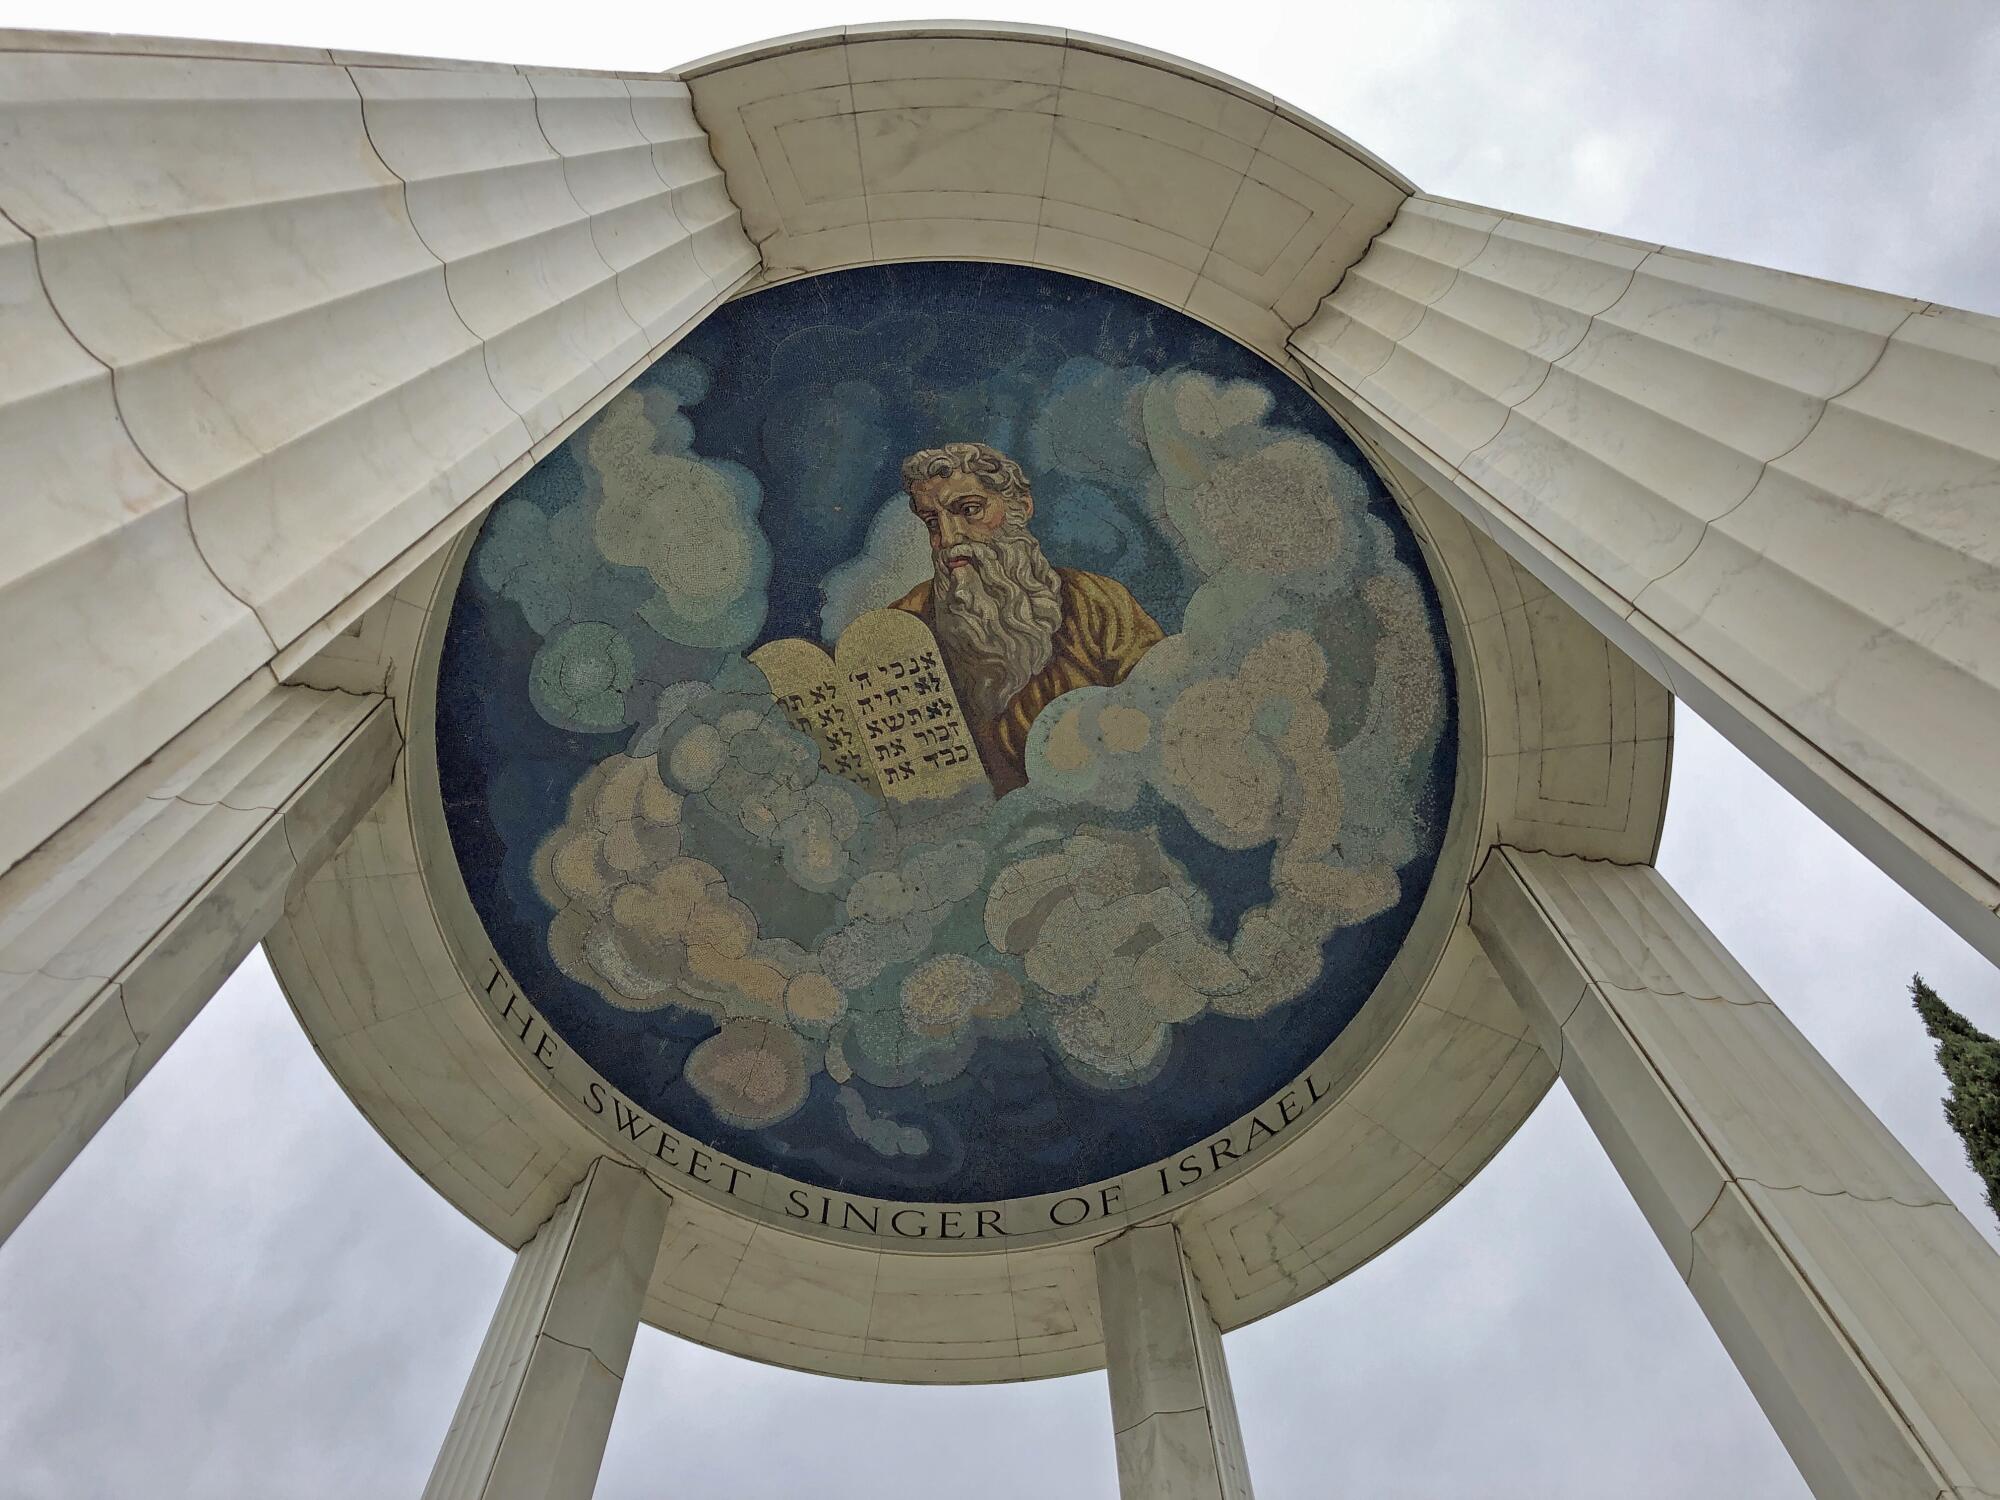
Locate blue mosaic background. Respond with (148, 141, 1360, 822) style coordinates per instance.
(436, 263, 1457, 1203)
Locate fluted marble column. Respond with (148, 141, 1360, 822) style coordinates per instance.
(1471, 847, 2000, 1500)
(1296, 199, 2000, 968)
(1095, 1222, 1256, 1500)
(0, 684, 399, 1244)
(424, 1158, 670, 1500)
(0, 38, 757, 881)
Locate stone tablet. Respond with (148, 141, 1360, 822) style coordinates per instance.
(746, 637, 879, 791)
(831, 609, 983, 802)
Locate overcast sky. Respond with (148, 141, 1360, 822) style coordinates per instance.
(2, 2, 1997, 1497)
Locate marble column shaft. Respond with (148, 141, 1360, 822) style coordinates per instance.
(424, 1158, 670, 1500)
(1295, 198, 2000, 968)
(1471, 847, 2000, 1500)
(0, 42, 757, 882)
(1095, 1222, 1256, 1500)
(0, 684, 399, 1244)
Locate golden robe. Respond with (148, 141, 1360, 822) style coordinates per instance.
(891, 567, 1163, 795)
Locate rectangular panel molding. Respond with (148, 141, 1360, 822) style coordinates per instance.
(1296, 196, 2000, 968)
(1470, 847, 2000, 1500)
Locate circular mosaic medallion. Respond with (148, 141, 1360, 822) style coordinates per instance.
(435, 263, 1456, 1205)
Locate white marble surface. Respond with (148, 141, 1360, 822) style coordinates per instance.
(0, 684, 398, 1243)
(1097, 1223, 1255, 1500)
(1297, 195, 2000, 968)
(627, 80, 761, 294)
(423, 1158, 669, 1500)
(683, 25, 1408, 362)
(1472, 849, 2000, 1500)
(0, 34, 757, 882)
(352, 66, 647, 446)
(0, 216, 270, 878)
(0, 52, 525, 651)
(525, 74, 706, 351)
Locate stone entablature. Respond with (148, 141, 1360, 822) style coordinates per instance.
(274, 394, 1667, 1381)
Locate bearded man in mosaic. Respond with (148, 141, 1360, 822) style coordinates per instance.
(890, 442, 1164, 795)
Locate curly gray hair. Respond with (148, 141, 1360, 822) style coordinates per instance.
(900, 441, 1033, 502)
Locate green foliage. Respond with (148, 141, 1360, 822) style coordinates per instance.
(1911, 974, 2000, 1224)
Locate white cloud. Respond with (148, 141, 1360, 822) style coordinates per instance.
(819, 492, 933, 641)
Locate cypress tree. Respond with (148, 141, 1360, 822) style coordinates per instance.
(1910, 974, 2000, 1224)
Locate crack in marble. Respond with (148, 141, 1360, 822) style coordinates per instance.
(1448, 229, 1656, 484)
(1736, 1176, 1956, 1212)
(0, 196, 277, 657)
(351, 71, 574, 440)
(1303, 209, 2000, 967)
(1594, 978, 1774, 1008)
(1632, 300, 1928, 609)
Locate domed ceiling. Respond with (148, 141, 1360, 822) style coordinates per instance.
(434, 262, 1456, 1206)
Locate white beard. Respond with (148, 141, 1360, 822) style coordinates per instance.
(932, 521, 1063, 718)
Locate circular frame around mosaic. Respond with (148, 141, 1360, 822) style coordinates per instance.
(429, 262, 1458, 1215)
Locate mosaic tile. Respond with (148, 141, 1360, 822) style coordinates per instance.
(436, 262, 1455, 1202)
